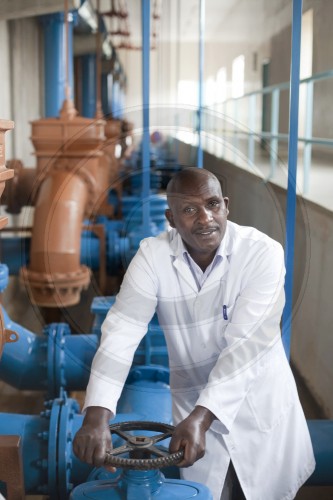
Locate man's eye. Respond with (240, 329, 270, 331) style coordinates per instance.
(184, 207, 196, 214)
(208, 200, 220, 207)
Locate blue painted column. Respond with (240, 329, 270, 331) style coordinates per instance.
(197, 0, 205, 168)
(141, 0, 151, 234)
(81, 54, 97, 118)
(39, 12, 75, 117)
(102, 72, 112, 116)
(282, 0, 303, 359)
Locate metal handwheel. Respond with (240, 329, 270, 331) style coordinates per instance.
(104, 421, 184, 470)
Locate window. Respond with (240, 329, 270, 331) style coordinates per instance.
(298, 9, 313, 138)
(231, 55, 245, 98)
(216, 67, 227, 103)
(178, 80, 198, 107)
(205, 77, 216, 106)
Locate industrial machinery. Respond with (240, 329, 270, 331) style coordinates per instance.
(0, 392, 143, 499)
(70, 421, 213, 499)
(0, 363, 174, 499)
(0, 303, 168, 396)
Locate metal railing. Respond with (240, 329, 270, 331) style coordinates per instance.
(204, 69, 333, 194)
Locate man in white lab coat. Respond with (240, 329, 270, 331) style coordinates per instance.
(73, 167, 315, 499)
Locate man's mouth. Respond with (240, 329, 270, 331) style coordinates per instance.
(195, 228, 218, 236)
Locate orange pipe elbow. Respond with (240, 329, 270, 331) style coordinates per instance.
(20, 170, 91, 308)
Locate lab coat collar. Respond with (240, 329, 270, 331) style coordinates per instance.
(168, 222, 232, 291)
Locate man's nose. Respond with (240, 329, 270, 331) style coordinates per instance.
(197, 207, 213, 223)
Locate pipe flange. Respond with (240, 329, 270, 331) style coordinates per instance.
(47, 392, 80, 499)
(57, 392, 80, 498)
(45, 323, 71, 398)
(20, 265, 91, 307)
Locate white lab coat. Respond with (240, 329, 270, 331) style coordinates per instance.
(84, 221, 315, 500)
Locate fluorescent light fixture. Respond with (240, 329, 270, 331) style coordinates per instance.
(78, 0, 98, 32)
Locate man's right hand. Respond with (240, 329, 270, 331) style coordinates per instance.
(73, 406, 113, 469)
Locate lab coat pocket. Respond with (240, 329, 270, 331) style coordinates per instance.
(247, 364, 297, 432)
(215, 302, 234, 349)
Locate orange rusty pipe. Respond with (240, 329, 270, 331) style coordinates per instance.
(20, 169, 90, 308)
(19, 96, 106, 309)
(1, 161, 37, 214)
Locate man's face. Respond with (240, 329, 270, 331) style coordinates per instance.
(166, 175, 229, 266)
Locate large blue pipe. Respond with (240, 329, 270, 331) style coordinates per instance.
(39, 12, 75, 117)
(0, 309, 98, 396)
(0, 305, 168, 395)
(81, 54, 97, 118)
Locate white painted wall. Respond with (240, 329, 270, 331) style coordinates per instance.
(0, 18, 41, 166)
(9, 17, 42, 167)
(0, 20, 14, 158)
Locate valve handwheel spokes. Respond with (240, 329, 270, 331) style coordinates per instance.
(104, 421, 184, 470)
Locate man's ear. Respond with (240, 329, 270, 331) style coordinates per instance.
(165, 209, 175, 228)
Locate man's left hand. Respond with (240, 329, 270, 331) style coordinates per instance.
(169, 405, 216, 467)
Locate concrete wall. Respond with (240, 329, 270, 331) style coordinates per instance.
(0, 17, 41, 166)
(178, 140, 333, 418)
(8, 17, 41, 166)
(0, 20, 14, 158)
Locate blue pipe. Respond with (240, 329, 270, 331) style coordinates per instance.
(91, 296, 168, 367)
(281, 0, 303, 359)
(81, 54, 97, 118)
(70, 473, 213, 499)
(0, 393, 146, 498)
(46, 323, 98, 396)
(307, 420, 333, 485)
(0, 303, 168, 393)
(0, 309, 98, 396)
(141, 0, 151, 236)
(0, 309, 48, 390)
(39, 12, 75, 117)
(0, 264, 9, 293)
(102, 72, 112, 116)
(197, 0, 205, 168)
(117, 366, 172, 424)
